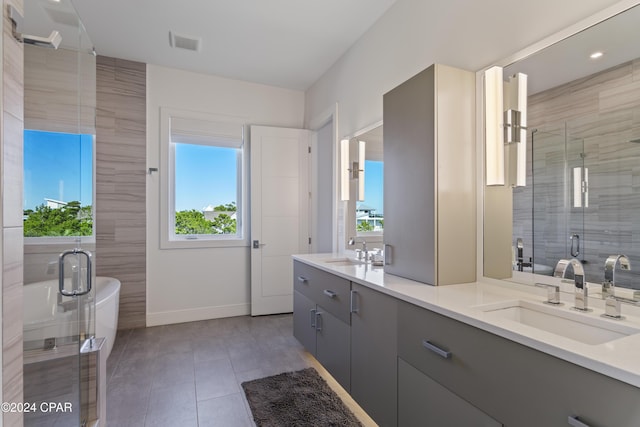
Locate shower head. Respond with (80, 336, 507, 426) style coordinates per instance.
(23, 30, 62, 49)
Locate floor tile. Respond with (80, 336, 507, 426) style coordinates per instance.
(146, 382, 198, 426)
(197, 393, 253, 427)
(106, 314, 372, 427)
(195, 357, 239, 401)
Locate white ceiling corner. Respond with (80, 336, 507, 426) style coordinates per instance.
(68, 0, 398, 91)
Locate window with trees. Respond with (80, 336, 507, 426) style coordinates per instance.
(356, 159, 384, 234)
(23, 130, 94, 239)
(162, 110, 246, 247)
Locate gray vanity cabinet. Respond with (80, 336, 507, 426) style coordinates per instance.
(350, 283, 398, 427)
(383, 63, 476, 286)
(293, 291, 317, 354)
(398, 300, 640, 427)
(398, 358, 502, 427)
(292, 261, 351, 391)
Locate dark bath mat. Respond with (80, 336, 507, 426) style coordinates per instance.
(241, 367, 363, 427)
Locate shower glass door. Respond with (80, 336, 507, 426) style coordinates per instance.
(529, 124, 585, 276)
(530, 127, 567, 273)
(22, 1, 97, 426)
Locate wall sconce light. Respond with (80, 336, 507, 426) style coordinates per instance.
(573, 166, 589, 208)
(340, 138, 365, 201)
(484, 67, 528, 187)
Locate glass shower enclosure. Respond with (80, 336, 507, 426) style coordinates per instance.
(515, 111, 640, 288)
(21, 1, 98, 426)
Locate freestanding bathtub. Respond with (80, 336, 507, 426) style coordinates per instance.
(23, 276, 121, 358)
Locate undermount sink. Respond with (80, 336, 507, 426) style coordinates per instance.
(476, 299, 640, 345)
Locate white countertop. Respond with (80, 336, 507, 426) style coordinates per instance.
(293, 252, 640, 389)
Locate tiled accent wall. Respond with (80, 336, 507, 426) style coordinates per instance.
(95, 56, 147, 329)
(2, 0, 24, 425)
(24, 45, 96, 134)
(513, 59, 640, 288)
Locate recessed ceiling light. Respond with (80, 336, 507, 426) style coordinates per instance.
(590, 51, 604, 59)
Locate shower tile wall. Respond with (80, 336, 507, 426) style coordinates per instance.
(513, 59, 640, 288)
(95, 56, 147, 329)
(2, 0, 25, 425)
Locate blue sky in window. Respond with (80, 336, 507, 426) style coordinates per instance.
(174, 143, 237, 211)
(24, 132, 382, 215)
(24, 130, 93, 211)
(362, 160, 383, 214)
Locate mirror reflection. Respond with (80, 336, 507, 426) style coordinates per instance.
(487, 5, 640, 291)
(345, 125, 384, 246)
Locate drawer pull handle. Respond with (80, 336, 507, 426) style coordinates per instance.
(310, 309, 316, 329)
(323, 289, 337, 298)
(422, 340, 451, 359)
(384, 244, 393, 265)
(350, 290, 359, 313)
(297, 276, 308, 283)
(568, 416, 591, 427)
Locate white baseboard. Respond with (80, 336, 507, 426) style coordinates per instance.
(146, 303, 251, 327)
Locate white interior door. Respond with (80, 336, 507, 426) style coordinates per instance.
(251, 125, 311, 315)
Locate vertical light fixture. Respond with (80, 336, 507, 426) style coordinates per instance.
(357, 139, 365, 202)
(340, 138, 366, 201)
(573, 166, 589, 208)
(485, 67, 528, 187)
(485, 66, 505, 186)
(584, 167, 589, 207)
(505, 73, 528, 187)
(573, 167, 582, 208)
(340, 139, 350, 201)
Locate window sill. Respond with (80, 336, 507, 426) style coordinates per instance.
(25, 236, 96, 246)
(160, 236, 249, 250)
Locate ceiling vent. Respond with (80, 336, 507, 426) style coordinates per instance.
(169, 31, 201, 52)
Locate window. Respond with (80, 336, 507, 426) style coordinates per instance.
(356, 160, 384, 234)
(161, 109, 247, 248)
(23, 130, 94, 240)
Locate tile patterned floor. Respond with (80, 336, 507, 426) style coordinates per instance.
(106, 314, 376, 427)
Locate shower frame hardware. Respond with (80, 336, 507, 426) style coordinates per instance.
(8, 4, 62, 49)
(59, 248, 93, 297)
(570, 233, 580, 258)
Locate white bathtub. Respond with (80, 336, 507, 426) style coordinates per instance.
(24, 276, 121, 358)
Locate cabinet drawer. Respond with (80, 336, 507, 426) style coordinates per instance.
(293, 261, 351, 323)
(398, 358, 502, 427)
(398, 300, 640, 427)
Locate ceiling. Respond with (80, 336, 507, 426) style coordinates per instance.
(38, 0, 399, 91)
(504, 4, 640, 95)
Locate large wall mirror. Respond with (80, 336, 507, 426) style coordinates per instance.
(344, 123, 384, 248)
(484, 4, 640, 291)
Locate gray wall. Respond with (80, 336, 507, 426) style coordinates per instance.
(316, 121, 333, 252)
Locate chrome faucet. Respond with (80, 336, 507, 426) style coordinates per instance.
(534, 283, 561, 305)
(555, 258, 588, 311)
(515, 238, 532, 272)
(569, 258, 588, 311)
(602, 254, 631, 298)
(348, 237, 368, 261)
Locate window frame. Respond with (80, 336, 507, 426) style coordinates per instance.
(23, 130, 96, 245)
(159, 108, 249, 249)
